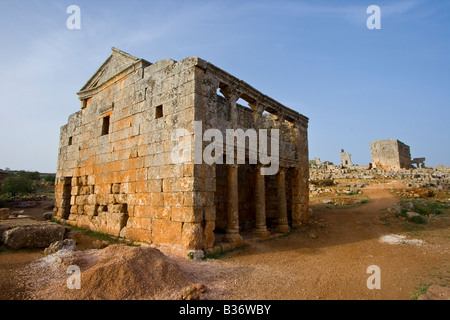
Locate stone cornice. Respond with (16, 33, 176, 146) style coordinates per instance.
(198, 59, 309, 126)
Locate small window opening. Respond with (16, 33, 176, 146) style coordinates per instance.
(155, 105, 163, 119)
(68, 137, 73, 146)
(102, 116, 110, 136)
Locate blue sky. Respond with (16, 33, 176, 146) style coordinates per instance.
(0, 0, 449, 172)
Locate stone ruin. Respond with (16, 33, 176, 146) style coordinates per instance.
(370, 139, 427, 171)
(340, 149, 354, 168)
(310, 142, 448, 191)
(370, 139, 411, 170)
(54, 48, 310, 258)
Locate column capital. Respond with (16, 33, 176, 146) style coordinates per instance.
(221, 86, 242, 103)
(250, 100, 266, 114)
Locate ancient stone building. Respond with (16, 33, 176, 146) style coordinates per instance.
(411, 157, 426, 168)
(54, 48, 309, 257)
(370, 139, 411, 170)
(340, 149, 354, 167)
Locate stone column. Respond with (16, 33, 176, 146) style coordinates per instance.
(253, 164, 270, 238)
(251, 101, 265, 130)
(292, 120, 310, 227)
(222, 87, 241, 127)
(223, 164, 242, 243)
(275, 167, 290, 233)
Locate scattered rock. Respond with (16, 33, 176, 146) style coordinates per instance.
(195, 283, 208, 293)
(10, 210, 24, 217)
(403, 202, 415, 211)
(16, 215, 33, 219)
(15, 201, 36, 208)
(387, 205, 403, 214)
(418, 285, 450, 300)
(0, 208, 10, 220)
(1, 223, 65, 249)
(44, 239, 77, 255)
(92, 239, 110, 249)
(179, 284, 207, 300)
(406, 212, 420, 219)
(43, 212, 53, 220)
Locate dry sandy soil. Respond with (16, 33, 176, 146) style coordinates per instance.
(1, 181, 449, 300)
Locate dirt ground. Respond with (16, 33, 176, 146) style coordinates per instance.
(176, 181, 449, 300)
(1, 181, 449, 300)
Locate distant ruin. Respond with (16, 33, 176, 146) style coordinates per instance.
(54, 48, 310, 257)
(340, 149, 354, 168)
(370, 139, 413, 170)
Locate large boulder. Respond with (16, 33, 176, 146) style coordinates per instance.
(2, 224, 66, 249)
(44, 239, 76, 255)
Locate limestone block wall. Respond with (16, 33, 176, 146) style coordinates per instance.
(55, 54, 203, 255)
(370, 139, 411, 170)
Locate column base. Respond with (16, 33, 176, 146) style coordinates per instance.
(253, 228, 270, 239)
(275, 224, 291, 233)
(223, 232, 243, 244)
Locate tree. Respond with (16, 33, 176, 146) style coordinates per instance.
(0, 174, 36, 196)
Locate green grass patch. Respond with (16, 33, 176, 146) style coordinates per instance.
(409, 215, 427, 224)
(401, 200, 446, 216)
(402, 222, 424, 232)
(51, 219, 122, 244)
(410, 284, 432, 300)
(204, 245, 248, 260)
(264, 229, 295, 241)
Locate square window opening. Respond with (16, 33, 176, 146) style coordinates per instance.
(102, 116, 110, 136)
(155, 105, 163, 119)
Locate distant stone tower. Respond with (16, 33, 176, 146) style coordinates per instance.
(340, 149, 353, 167)
(370, 139, 411, 170)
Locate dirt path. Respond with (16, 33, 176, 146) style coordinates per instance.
(177, 183, 449, 300)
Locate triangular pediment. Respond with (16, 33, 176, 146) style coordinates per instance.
(79, 47, 144, 92)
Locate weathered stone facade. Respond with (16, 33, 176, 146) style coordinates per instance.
(54, 48, 309, 257)
(370, 139, 411, 170)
